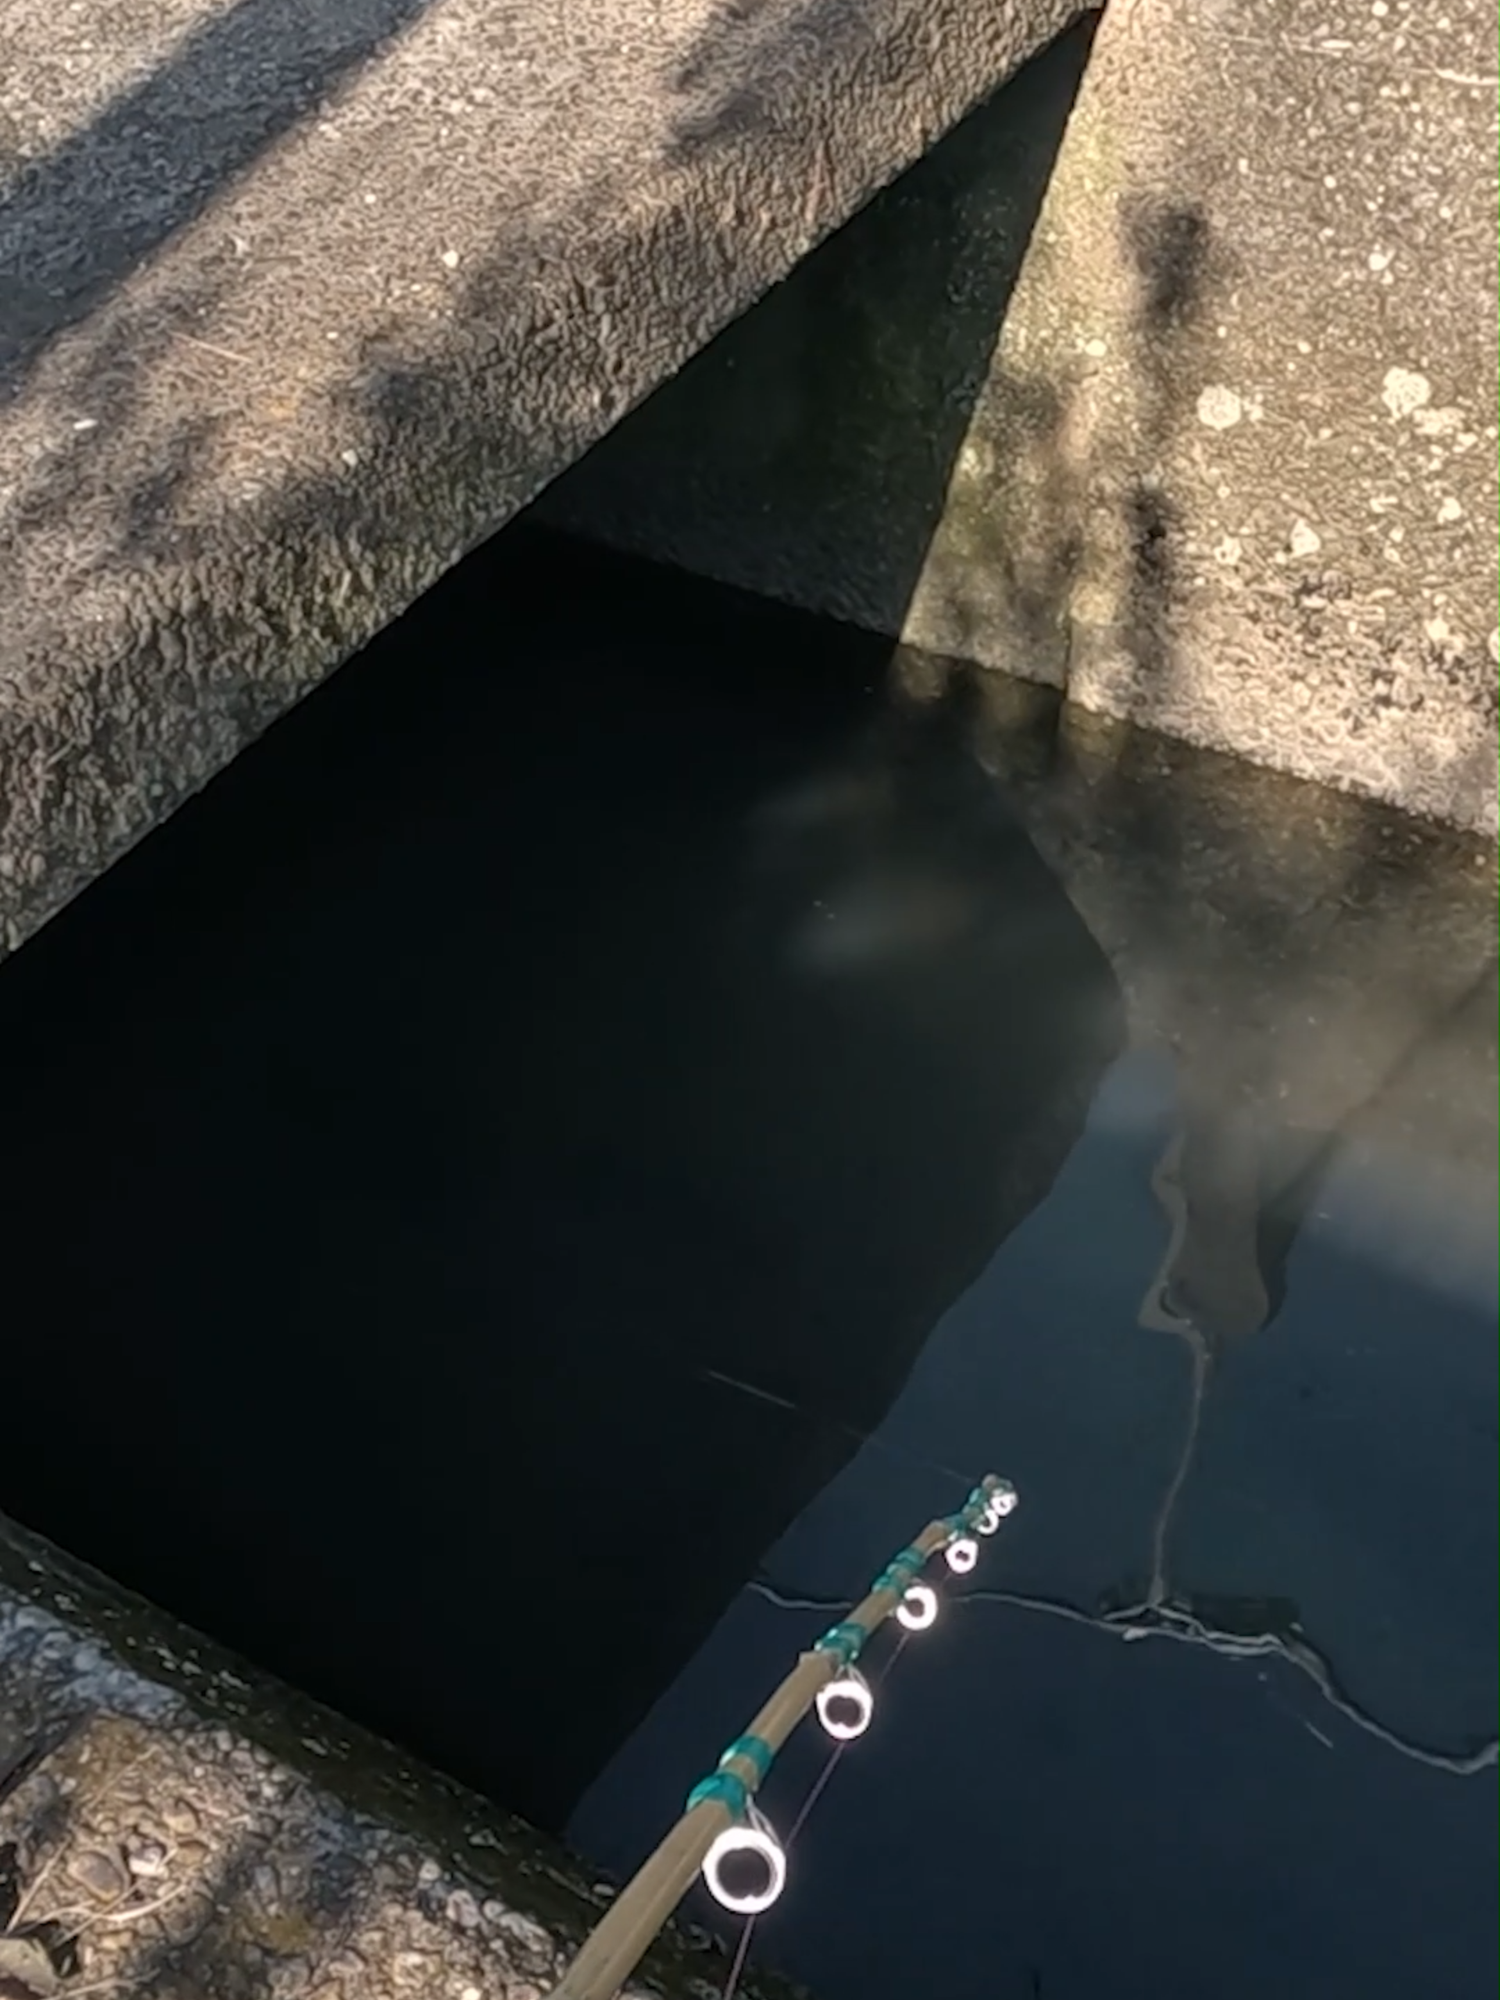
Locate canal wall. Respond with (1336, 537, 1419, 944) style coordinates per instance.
(540, 0, 1500, 835)
(0, 0, 1084, 961)
(0, 1515, 799, 2000)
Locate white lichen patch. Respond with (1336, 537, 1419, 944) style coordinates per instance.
(1413, 405, 1465, 437)
(1381, 366, 1432, 419)
(1197, 384, 1243, 430)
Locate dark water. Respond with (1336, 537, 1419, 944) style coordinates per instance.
(0, 530, 1494, 1999)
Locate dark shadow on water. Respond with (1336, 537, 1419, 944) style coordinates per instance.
(0, 528, 1122, 1831)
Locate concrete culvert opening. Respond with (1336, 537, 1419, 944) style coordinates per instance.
(0, 515, 1124, 1836)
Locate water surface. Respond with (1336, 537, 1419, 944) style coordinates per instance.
(0, 528, 1492, 1999)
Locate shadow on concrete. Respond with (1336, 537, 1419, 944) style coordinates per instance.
(0, 1711, 368, 2000)
(0, 0, 436, 390)
(666, 0, 889, 160)
(1108, 189, 1229, 706)
(537, 16, 1101, 642)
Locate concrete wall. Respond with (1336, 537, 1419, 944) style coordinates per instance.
(0, 0, 1084, 960)
(541, 0, 1499, 834)
(0, 1512, 799, 2000)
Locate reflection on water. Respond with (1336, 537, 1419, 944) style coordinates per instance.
(572, 666, 1497, 2000)
(0, 530, 1493, 1999)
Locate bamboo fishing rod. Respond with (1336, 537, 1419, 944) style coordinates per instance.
(549, 1472, 1016, 2000)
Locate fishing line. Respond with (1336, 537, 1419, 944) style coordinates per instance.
(555, 1478, 1014, 2000)
(721, 1624, 916, 1998)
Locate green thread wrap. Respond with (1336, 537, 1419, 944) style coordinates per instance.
(685, 1731, 777, 1818)
(686, 1486, 1014, 1826)
(719, 1734, 774, 1782)
(686, 1770, 749, 1818)
(872, 1545, 927, 1595)
(815, 1620, 867, 1665)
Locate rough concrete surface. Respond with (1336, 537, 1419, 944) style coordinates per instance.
(0, 1515, 800, 2000)
(0, 0, 1084, 958)
(542, 0, 1499, 833)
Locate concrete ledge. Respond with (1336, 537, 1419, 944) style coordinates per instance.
(0, 1514, 799, 2000)
(0, 0, 1083, 958)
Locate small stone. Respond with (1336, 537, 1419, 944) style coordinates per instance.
(446, 1888, 481, 1929)
(461, 1988, 482, 2000)
(67, 1846, 130, 1900)
(128, 1837, 169, 1879)
(1287, 518, 1322, 558)
(441, 249, 460, 270)
(71, 417, 98, 433)
(417, 1858, 442, 1886)
(495, 1911, 551, 1954)
(1367, 248, 1392, 272)
(162, 1800, 200, 1836)
(1196, 384, 1243, 430)
(0, 1936, 58, 1998)
(1488, 630, 1500, 664)
(1436, 496, 1463, 523)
